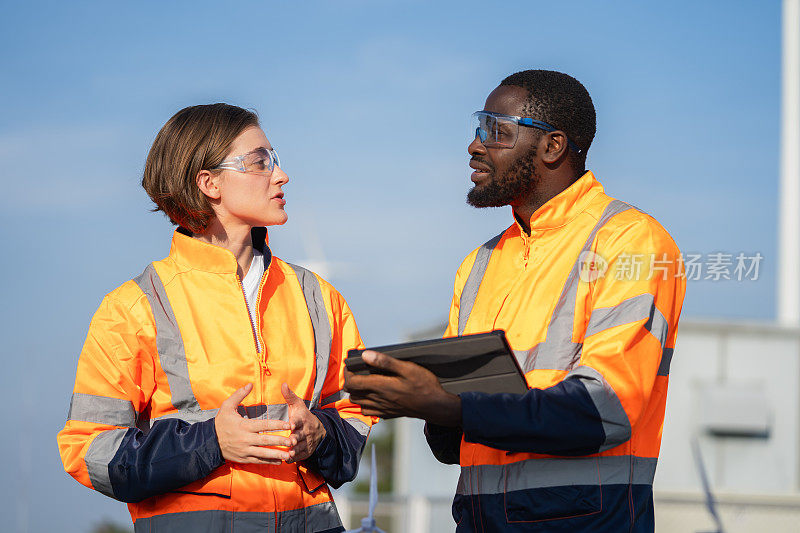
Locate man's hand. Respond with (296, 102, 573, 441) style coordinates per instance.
(282, 383, 327, 463)
(344, 350, 462, 427)
(214, 383, 296, 465)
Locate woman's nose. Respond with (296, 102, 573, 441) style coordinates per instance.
(272, 166, 289, 185)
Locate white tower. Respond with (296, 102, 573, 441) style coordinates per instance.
(779, 0, 800, 326)
(777, 0, 800, 326)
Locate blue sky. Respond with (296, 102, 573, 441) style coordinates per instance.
(0, 1, 785, 531)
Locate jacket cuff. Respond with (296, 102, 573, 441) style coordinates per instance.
(308, 409, 337, 466)
(198, 417, 225, 471)
(424, 421, 462, 465)
(459, 391, 487, 441)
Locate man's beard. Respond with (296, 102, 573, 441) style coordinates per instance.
(466, 147, 539, 208)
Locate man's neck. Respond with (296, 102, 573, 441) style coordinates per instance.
(512, 169, 585, 235)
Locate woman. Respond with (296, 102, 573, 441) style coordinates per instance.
(57, 103, 373, 532)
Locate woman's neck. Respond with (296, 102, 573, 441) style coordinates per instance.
(194, 218, 254, 279)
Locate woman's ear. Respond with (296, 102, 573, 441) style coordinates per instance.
(196, 170, 222, 200)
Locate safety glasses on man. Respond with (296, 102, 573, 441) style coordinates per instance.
(214, 146, 281, 175)
(471, 110, 582, 154)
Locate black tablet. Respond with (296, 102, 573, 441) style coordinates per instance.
(345, 330, 529, 395)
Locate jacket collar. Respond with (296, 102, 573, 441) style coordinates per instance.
(169, 226, 272, 274)
(514, 170, 604, 234)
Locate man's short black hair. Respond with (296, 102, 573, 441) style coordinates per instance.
(500, 70, 596, 166)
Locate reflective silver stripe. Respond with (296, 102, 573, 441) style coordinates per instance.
(523, 200, 635, 372)
(522, 342, 582, 375)
(586, 293, 671, 377)
(321, 390, 348, 406)
(144, 409, 218, 427)
(138, 401, 314, 430)
(134, 264, 201, 415)
(585, 293, 657, 338)
(456, 455, 657, 495)
(237, 401, 310, 420)
(511, 349, 530, 370)
(85, 427, 128, 498)
(288, 263, 333, 410)
(133, 502, 342, 533)
(587, 292, 669, 350)
(458, 232, 504, 336)
(68, 393, 136, 427)
(136, 510, 276, 532)
(567, 365, 631, 449)
(658, 347, 674, 376)
(344, 417, 371, 437)
(280, 501, 342, 532)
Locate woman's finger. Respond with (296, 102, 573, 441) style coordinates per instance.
(255, 433, 294, 448)
(247, 446, 292, 463)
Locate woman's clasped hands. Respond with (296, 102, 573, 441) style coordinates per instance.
(214, 383, 327, 465)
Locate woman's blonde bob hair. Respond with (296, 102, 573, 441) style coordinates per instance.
(142, 103, 259, 233)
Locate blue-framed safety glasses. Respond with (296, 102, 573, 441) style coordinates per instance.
(471, 111, 581, 153)
(213, 147, 281, 175)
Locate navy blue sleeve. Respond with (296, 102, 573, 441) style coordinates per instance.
(308, 408, 368, 488)
(424, 422, 462, 465)
(109, 417, 224, 503)
(460, 379, 606, 455)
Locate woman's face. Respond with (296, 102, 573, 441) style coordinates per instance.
(212, 126, 289, 228)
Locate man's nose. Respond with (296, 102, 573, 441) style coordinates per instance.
(468, 135, 487, 156)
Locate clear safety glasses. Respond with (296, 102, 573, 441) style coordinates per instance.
(471, 111, 582, 153)
(213, 147, 281, 175)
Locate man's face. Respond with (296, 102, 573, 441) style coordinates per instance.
(467, 85, 541, 208)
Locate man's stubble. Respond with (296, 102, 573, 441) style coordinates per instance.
(466, 147, 540, 208)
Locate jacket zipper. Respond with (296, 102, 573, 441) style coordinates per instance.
(253, 273, 268, 357)
(237, 272, 270, 407)
(236, 274, 261, 353)
(522, 234, 532, 269)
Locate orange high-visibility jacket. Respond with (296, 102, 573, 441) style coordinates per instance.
(427, 172, 685, 532)
(57, 227, 373, 533)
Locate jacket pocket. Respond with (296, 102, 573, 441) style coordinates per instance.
(171, 463, 232, 498)
(504, 458, 601, 523)
(297, 463, 327, 494)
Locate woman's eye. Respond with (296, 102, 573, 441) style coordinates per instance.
(252, 158, 267, 169)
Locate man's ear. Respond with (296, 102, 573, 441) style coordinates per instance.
(196, 169, 221, 200)
(541, 131, 569, 164)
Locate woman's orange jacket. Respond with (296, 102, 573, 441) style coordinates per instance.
(57, 227, 373, 532)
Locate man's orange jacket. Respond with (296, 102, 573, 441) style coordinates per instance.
(57, 227, 373, 532)
(426, 172, 685, 532)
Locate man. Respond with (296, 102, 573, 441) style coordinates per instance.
(345, 70, 685, 532)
